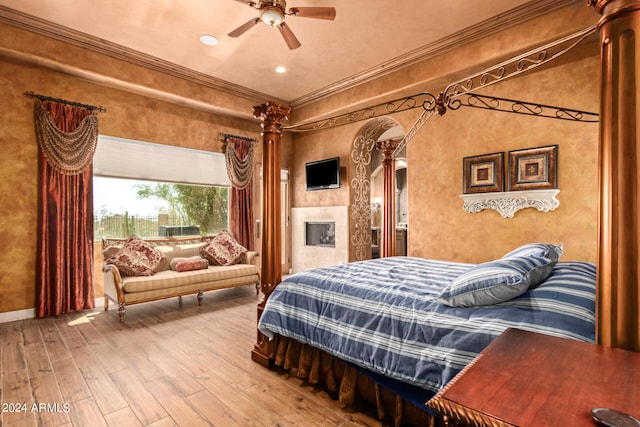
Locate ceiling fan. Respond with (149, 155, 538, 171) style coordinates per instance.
(228, 0, 336, 50)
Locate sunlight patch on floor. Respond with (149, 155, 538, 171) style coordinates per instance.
(67, 311, 99, 326)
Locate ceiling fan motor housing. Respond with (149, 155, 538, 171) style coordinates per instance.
(259, 0, 287, 26)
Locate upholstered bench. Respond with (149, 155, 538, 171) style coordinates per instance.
(102, 233, 260, 322)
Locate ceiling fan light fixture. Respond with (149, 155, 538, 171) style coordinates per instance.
(260, 7, 284, 26)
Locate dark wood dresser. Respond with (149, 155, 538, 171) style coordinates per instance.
(426, 328, 640, 426)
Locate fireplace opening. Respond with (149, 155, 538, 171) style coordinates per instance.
(305, 221, 335, 247)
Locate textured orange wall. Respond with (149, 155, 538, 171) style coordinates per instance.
(292, 45, 600, 265)
(290, 3, 599, 264)
(0, 45, 270, 314)
(291, 127, 351, 208)
(1, 60, 40, 314)
(407, 48, 599, 263)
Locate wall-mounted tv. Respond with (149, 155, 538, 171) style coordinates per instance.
(305, 157, 340, 191)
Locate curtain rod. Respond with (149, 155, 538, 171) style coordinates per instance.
(24, 91, 107, 112)
(220, 132, 257, 143)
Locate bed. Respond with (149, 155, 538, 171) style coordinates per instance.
(257, 244, 596, 425)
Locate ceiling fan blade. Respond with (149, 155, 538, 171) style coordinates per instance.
(228, 18, 260, 37)
(288, 7, 336, 20)
(277, 22, 301, 50)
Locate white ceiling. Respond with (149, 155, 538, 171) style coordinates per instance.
(0, 0, 567, 106)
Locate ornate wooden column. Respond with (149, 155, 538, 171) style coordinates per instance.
(251, 101, 290, 366)
(376, 139, 399, 257)
(590, 0, 640, 351)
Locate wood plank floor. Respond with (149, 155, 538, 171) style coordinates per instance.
(0, 286, 382, 427)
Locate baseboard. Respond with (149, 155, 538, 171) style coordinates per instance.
(94, 297, 115, 311)
(0, 297, 111, 324)
(0, 307, 36, 324)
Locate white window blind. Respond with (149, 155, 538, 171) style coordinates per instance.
(93, 135, 231, 186)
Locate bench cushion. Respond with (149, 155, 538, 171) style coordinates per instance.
(121, 264, 259, 293)
(121, 277, 259, 304)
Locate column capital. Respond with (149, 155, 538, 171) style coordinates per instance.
(253, 101, 291, 128)
(376, 139, 400, 159)
(587, 0, 640, 18)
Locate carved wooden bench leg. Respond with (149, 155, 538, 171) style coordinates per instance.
(104, 297, 109, 311)
(118, 303, 126, 323)
(255, 280, 260, 295)
(197, 290, 204, 305)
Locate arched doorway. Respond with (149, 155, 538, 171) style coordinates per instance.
(348, 117, 405, 262)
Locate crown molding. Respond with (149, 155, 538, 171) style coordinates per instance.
(0, 1, 580, 111)
(0, 5, 287, 107)
(289, 0, 582, 108)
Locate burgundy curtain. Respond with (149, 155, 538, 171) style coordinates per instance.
(35, 101, 98, 317)
(224, 135, 255, 251)
(231, 185, 254, 250)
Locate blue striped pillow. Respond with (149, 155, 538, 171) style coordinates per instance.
(435, 256, 556, 307)
(502, 243, 563, 262)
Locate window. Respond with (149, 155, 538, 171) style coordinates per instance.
(93, 177, 229, 238)
(93, 136, 230, 238)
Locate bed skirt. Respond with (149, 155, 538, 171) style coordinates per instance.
(263, 334, 442, 427)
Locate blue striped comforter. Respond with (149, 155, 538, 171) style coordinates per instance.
(258, 256, 596, 392)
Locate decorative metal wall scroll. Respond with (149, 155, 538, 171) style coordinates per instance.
(448, 94, 598, 122)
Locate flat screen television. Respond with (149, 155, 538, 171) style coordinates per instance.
(305, 157, 340, 191)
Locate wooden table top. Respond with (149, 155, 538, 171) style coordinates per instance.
(427, 328, 640, 426)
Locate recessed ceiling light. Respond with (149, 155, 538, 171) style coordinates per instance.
(276, 66, 286, 73)
(200, 34, 219, 46)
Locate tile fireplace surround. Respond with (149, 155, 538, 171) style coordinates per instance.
(291, 206, 349, 273)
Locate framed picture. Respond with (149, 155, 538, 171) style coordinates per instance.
(463, 152, 504, 194)
(508, 145, 558, 191)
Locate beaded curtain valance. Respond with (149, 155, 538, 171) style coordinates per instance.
(34, 101, 99, 175)
(222, 133, 256, 189)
